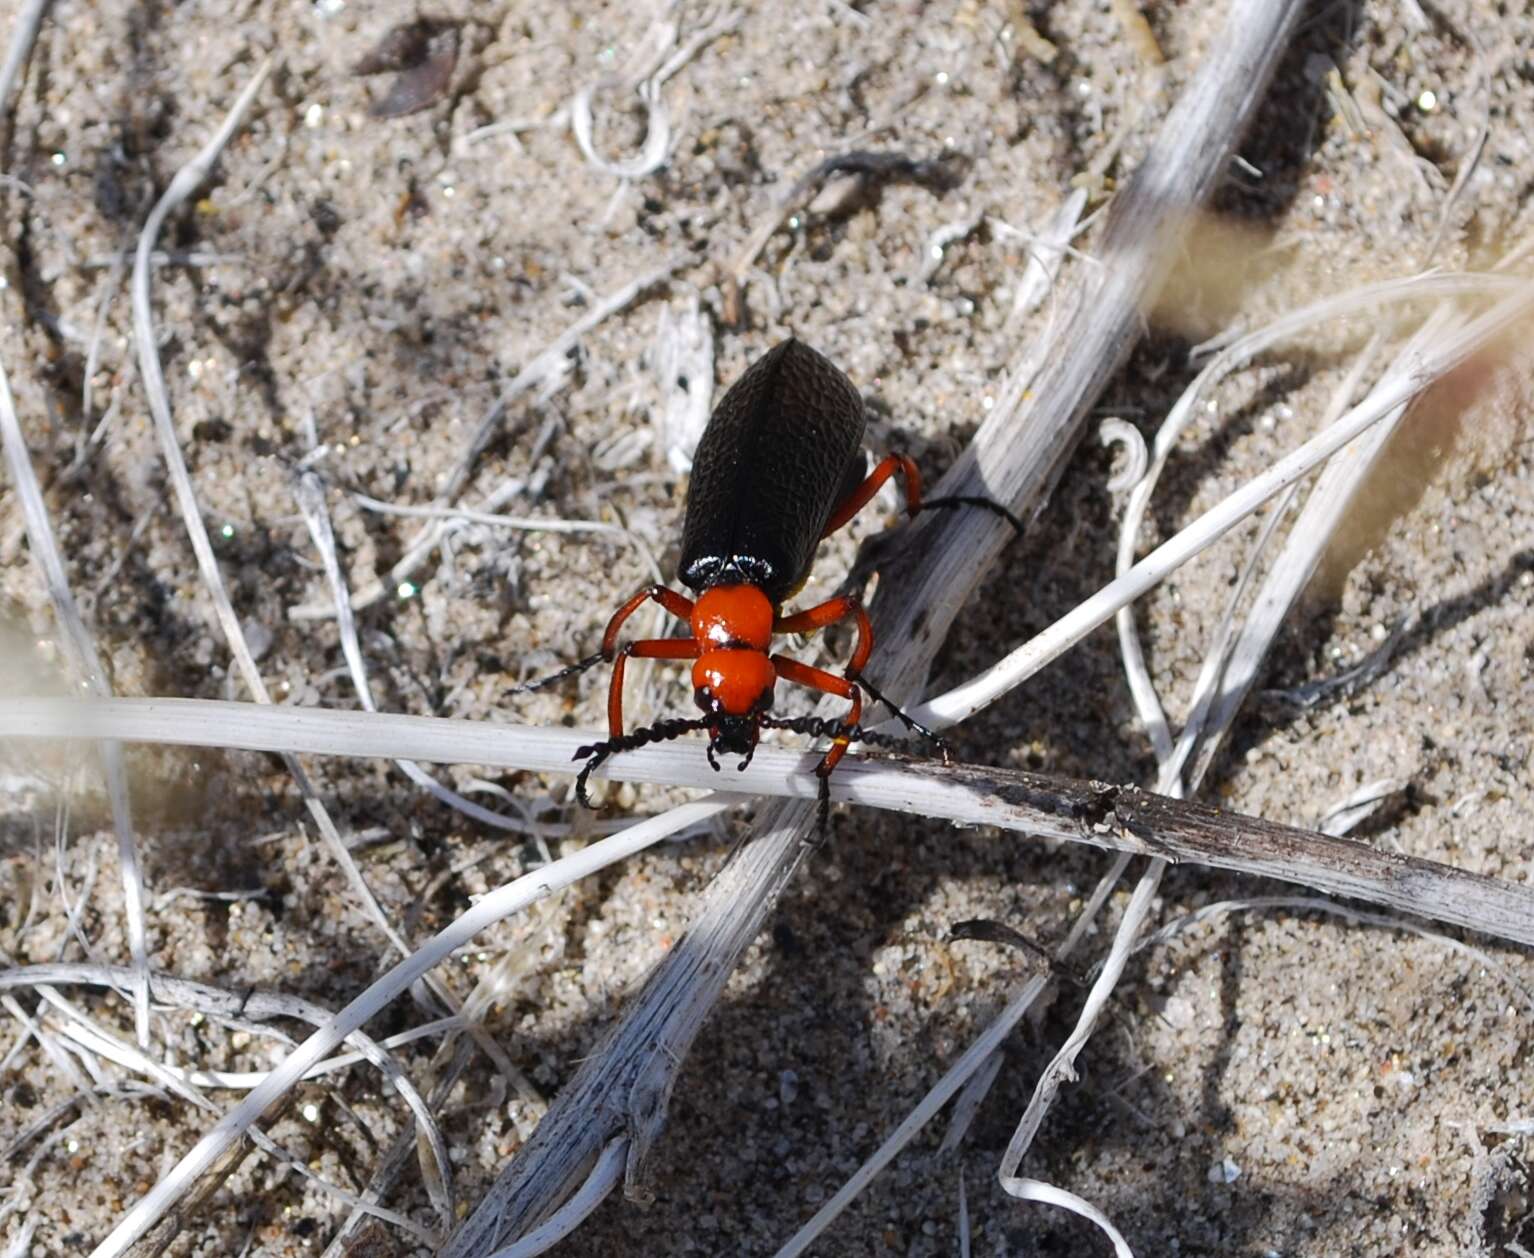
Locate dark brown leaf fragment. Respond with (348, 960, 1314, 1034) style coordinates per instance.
(353, 19, 460, 118)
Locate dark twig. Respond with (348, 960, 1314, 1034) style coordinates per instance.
(949, 919, 1087, 986)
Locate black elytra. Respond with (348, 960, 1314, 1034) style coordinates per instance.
(679, 338, 869, 602)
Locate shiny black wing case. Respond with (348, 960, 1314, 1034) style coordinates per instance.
(678, 339, 866, 603)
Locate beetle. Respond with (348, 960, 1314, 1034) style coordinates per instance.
(520, 338, 1020, 817)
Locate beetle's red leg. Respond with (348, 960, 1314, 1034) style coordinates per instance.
(822, 454, 1028, 541)
(511, 586, 694, 698)
(600, 585, 695, 656)
(608, 638, 701, 738)
(771, 655, 863, 776)
(593, 587, 698, 736)
(775, 596, 874, 767)
(776, 595, 948, 753)
(774, 595, 872, 674)
(820, 454, 922, 538)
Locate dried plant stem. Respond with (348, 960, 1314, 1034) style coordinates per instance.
(112, 54, 463, 1253)
(0, 0, 49, 126)
(0, 962, 452, 1242)
(0, 345, 152, 1047)
(294, 473, 541, 835)
(68, 796, 730, 1258)
(771, 853, 1134, 1258)
(0, 0, 151, 1052)
(913, 282, 1534, 731)
(437, 2, 1316, 1246)
(993, 301, 1498, 1222)
(1184, 310, 1464, 786)
(6, 695, 1534, 947)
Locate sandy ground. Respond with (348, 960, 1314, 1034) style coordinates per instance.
(2, 0, 1534, 1254)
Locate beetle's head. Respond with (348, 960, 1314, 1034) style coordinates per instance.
(693, 648, 776, 771)
(704, 714, 760, 768)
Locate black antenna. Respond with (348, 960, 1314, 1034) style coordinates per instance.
(759, 713, 931, 841)
(572, 717, 712, 807)
(508, 651, 608, 695)
(573, 712, 934, 837)
(848, 672, 950, 761)
(757, 713, 919, 753)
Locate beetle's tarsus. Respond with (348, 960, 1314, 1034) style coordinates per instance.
(574, 749, 607, 809)
(921, 493, 1025, 541)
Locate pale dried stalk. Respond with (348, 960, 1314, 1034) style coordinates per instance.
(7, 695, 1534, 946)
(912, 284, 1534, 731)
(994, 302, 1483, 1219)
(0, 0, 49, 125)
(0, 962, 455, 1235)
(442, 0, 1309, 1250)
(294, 473, 542, 835)
(108, 54, 478, 1253)
(64, 796, 731, 1258)
(0, 342, 152, 1047)
(1186, 309, 1462, 786)
(772, 853, 1135, 1258)
(0, 0, 152, 1051)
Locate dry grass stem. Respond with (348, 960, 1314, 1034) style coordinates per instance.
(915, 281, 1534, 732)
(445, 0, 1315, 1244)
(60, 799, 730, 1258)
(0, 340, 151, 1047)
(12, 694, 1533, 945)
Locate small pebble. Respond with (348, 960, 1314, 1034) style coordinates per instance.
(1208, 1156, 1241, 1184)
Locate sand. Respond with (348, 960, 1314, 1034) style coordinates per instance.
(2, 1, 1533, 1254)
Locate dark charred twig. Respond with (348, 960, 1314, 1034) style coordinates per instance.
(1258, 614, 1413, 712)
(352, 18, 461, 118)
(799, 149, 969, 196)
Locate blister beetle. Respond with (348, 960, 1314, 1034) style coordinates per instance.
(519, 338, 1021, 818)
